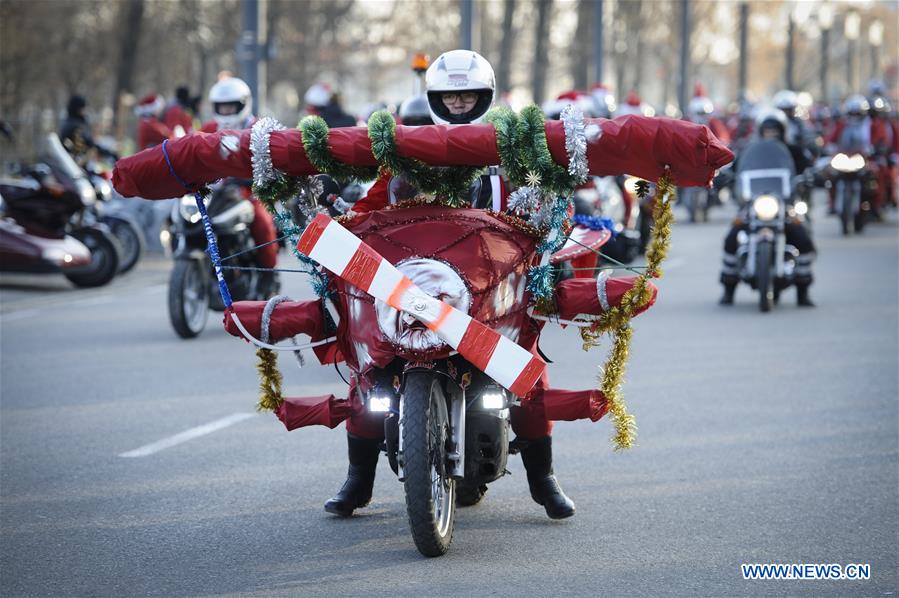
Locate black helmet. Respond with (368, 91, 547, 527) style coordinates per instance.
(398, 95, 433, 126)
(67, 95, 87, 117)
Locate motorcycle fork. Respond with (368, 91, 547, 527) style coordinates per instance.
(396, 369, 466, 482)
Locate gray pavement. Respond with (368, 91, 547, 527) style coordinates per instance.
(1, 201, 897, 597)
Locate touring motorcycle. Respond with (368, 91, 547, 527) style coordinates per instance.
(0, 134, 121, 287)
(731, 139, 810, 312)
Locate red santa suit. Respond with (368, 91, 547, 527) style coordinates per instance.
(201, 117, 279, 269)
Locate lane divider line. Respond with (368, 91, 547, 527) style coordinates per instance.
(118, 412, 257, 458)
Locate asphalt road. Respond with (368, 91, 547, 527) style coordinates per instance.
(2, 200, 897, 597)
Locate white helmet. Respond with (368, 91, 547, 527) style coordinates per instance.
(772, 89, 798, 116)
(304, 83, 332, 109)
(209, 77, 253, 129)
(425, 50, 495, 125)
(688, 96, 714, 120)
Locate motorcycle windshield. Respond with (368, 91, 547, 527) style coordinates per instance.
(735, 140, 795, 200)
(44, 133, 87, 185)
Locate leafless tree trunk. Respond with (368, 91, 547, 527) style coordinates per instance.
(496, 0, 516, 95)
(531, 0, 552, 104)
(112, 0, 145, 125)
(571, 0, 591, 90)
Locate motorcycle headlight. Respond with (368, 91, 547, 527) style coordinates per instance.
(480, 389, 507, 410)
(752, 194, 780, 220)
(793, 200, 808, 216)
(179, 195, 204, 224)
(375, 258, 472, 353)
(831, 153, 865, 173)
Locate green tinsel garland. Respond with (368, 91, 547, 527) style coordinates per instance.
(367, 111, 484, 207)
(298, 116, 379, 182)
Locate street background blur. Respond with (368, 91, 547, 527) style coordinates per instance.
(1, 0, 897, 157)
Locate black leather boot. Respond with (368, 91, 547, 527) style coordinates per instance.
(519, 436, 575, 519)
(324, 433, 381, 517)
(719, 282, 736, 305)
(796, 284, 816, 307)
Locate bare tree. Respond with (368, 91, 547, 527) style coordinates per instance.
(532, 0, 552, 104)
(112, 0, 145, 125)
(496, 0, 516, 95)
(571, 0, 591, 90)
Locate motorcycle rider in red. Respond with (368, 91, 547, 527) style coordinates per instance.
(327, 50, 577, 520)
(200, 77, 280, 295)
(869, 96, 898, 212)
(135, 94, 174, 151)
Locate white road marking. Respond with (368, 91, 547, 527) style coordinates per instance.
(119, 412, 257, 458)
(0, 309, 40, 322)
(74, 295, 115, 307)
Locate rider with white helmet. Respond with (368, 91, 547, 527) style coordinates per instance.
(198, 77, 279, 296)
(204, 77, 254, 131)
(326, 49, 577, 522)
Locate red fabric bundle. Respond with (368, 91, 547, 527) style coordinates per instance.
(520, 387, 609, 422)
(112, 117, 733, 200)
(222, 300, 340, 365)
(555, 275, 658, 320)
(275, 395, 352, 430)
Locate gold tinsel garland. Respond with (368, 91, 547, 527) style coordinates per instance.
(255, 347, 284, 412)
(578, 173, 675, 450)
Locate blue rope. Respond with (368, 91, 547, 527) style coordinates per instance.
(161, 140, 232, 308)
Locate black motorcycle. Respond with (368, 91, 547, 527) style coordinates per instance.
(0, 134, 121, 287)
(730, 140, 810, 312)
(166, 180, 277, 338)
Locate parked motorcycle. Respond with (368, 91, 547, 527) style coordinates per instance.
(731, 139, 809, 312)
(0, 134, 121, 287)
(86, 165, 145, 273)
(166, 179, 276, 338)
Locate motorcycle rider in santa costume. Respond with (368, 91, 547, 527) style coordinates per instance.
(201, 76, 281, 296)
(326, 50, 578, 520)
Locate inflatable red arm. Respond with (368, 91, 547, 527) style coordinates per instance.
(113, 117, 733, 199)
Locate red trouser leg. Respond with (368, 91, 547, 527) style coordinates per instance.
(250, 199, 279, 268)
(510, 347, 553, 440)
(345, 384, 386, 440)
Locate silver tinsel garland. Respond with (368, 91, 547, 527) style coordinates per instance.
(596, 270, 611, 311)
(250, 117, 287, 190)
(507, 186, 543, 216)
(560, 104, 589, 185)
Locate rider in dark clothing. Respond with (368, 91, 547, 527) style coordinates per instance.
(720, 109, 817, 307)
(59, 95, 118, 165)
(317, 95, 357, 128)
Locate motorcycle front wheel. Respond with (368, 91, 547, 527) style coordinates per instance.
(168, 258, 209, 338)
(64, 228, 121, 288)
(103, 215, 145, 274)
(757, 241, 772, 313)
(402, 372, 456, 557)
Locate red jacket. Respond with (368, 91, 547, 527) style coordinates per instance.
(163, 105, 194, 136)
(136, 117, 173, 151)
